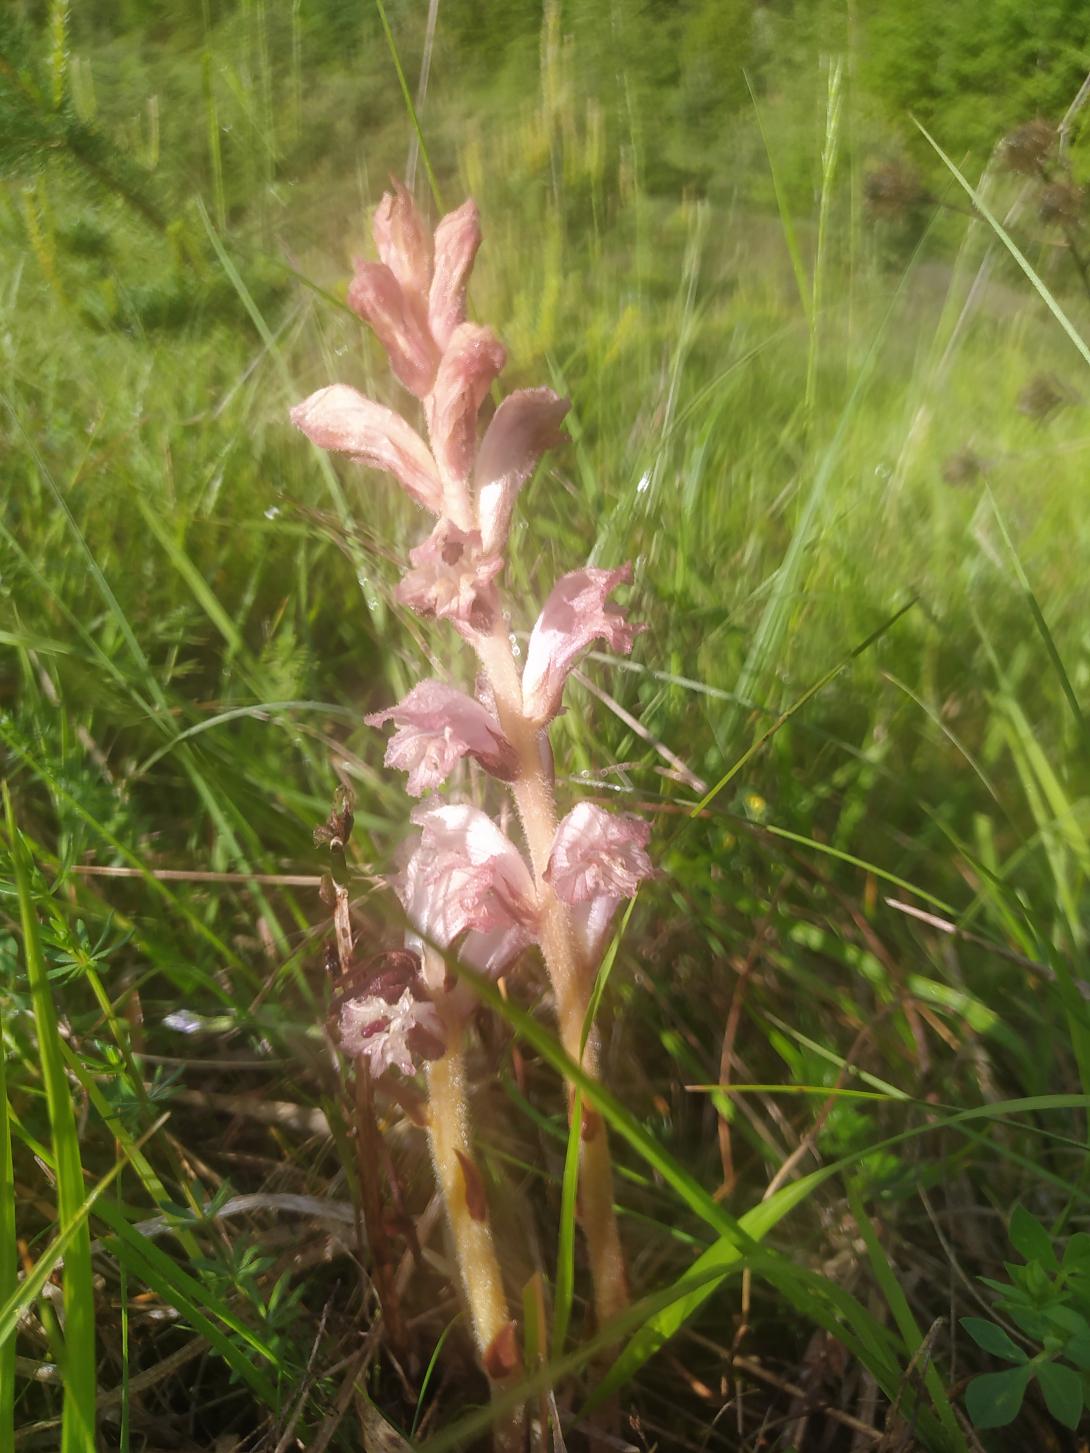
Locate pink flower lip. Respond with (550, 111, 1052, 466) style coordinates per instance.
(394, 520, 505, 638)
(338, 984, 445, 1077)
(365, 679, 517, 796)
(546, 802, 653, 903)
(545, 801, 654, 969)
(520, 563, 645, 724)
(290, 384, 443, 514)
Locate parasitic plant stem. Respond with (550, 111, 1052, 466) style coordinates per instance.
(295, 179, 654, 1431)
(475, 627, 629, 1330)
(425, 998, 523, 1449)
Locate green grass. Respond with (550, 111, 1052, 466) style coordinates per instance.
(4, 1, 1090, 1447)
(5, 785, 97, 1452)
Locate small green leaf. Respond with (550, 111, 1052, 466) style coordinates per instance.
(1064, 1332, 1090, 1372)
(1010, 1206, 1058, 1270)
(1007, 1304, 1049, 1341)
(1044, 1305, 1088, 1338)
(1036, 1360, 1084, 1430)
(960, 1318, 1027, 1363)
(1063, 1232, 1090, 1270)
(965, 1366, 1032, 1429)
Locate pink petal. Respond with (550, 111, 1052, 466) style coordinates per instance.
(546, 803, 653, 969)
(365, 679, 516, 795)
(397, 803, 538, 978)
(459, 921, 536, 978)
(372, 180, 432, 303)
(428, 199, 482, 351)
(339, 986, 444, 1076)
(520, 564, 644, 724)
(475, 389, 570, 553)
(546, 802, 653, 903)
(348, 260, 438, 398)
(569, 896, 626, 973)
(426, 323, 507, 491)
(290, 385, 443, 513)
(394, 520, 504, 637)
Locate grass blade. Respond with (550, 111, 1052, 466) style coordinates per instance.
(915, 119, 1090, 371)
(551, 1085, 581, 1359)
(584, 1163, 845, 1410)
(692, 597, 917, 819)
(5, 783, 97, 1452)
(553, 900, 636, 1359)
(0, 1000, 15, 1450)
(848, 1182, 968, 1452)
(0, 1116, 167, 1351)
(91, 1198, 281, 1406)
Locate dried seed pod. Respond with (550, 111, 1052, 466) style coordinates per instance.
(1038, 180, 1084, 226)
(314, 784, 355, 851)
(941, 448, 984, 487)
(863, 161, 924, 220)
(1017, 372, 1070, 422)
(999, 118, 1055, 175)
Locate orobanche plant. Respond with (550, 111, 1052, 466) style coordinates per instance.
(293, 180, 653, 1444)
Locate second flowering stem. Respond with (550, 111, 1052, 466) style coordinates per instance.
(475, 627, 629, 1333)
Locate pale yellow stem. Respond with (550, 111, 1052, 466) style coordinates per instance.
(426, 1039, 510, 1353)
(425, 1016, 523, 1449)
(474, 627, 629, 1332)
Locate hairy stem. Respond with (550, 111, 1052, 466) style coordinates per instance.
(475, 627, 629, 1332)
(425, 1012, 523, 1449)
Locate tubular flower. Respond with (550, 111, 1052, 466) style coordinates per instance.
(475, 388, 571, 553)
(289, 385, 443, 514)
(365, 680, 517, 796)
(428, 199, 482, 351)
(373, 178, 432, 299)
(348, 262, 438, 398)
(395, 520, 504, 637)
(520, 564, 644, 724)
(545, 802, 654, 967)
(347, 184, 484, 401)
(339, 985, 445, 1077)
(397, 803, 538, 978)
(426, 323, 508, 492)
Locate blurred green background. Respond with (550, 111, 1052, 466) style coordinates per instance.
(5, 1, 1090, 1448)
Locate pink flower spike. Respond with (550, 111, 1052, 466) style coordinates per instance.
(546, 802, 653, 969)
(429, 199, 482, 351)
(339, 986, 444, 1077)
(365, 679, 516, 796)
(475, 388, 571, 553)
(426, 323, 508, 496)
(290, 385, 443, 513)
(520, 564, 644, 724)
(347, 261, 439, 398)
(397, 803, 538, 978)
(372, 179, 432, 302)
(395, 520, 504, 638)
